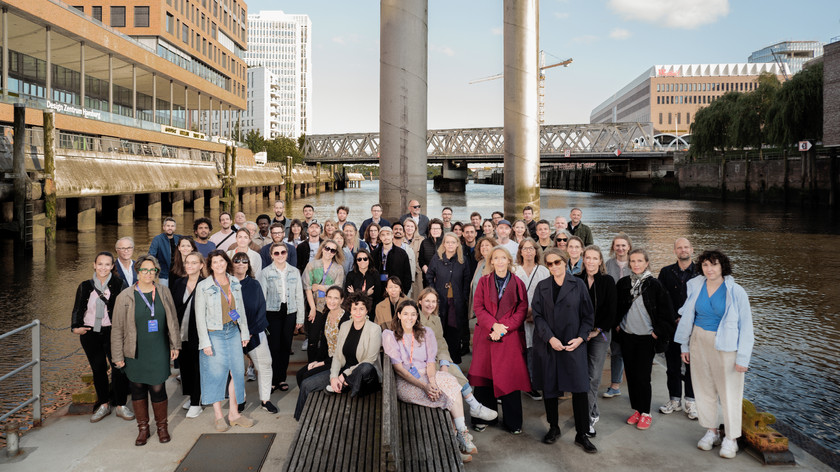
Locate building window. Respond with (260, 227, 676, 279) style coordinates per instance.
(166, 13, 174, 33)
(110, 6, 126, 27)
(92, 6, 102, 21)
(659, 113, 663, 125)
(134, 6, 150, 27)
(687, 112, 691, 123)
(182, 24, 189, 43)
(73, 6, 84, 13)
(668, 113, 672, 125)
(677, 113, 681, 125)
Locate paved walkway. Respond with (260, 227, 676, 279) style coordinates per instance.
(1, 336, 832, 472)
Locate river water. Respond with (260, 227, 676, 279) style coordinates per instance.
(1, 181, 839, 452)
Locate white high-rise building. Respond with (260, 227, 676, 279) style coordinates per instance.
(245, 11, 312, 138)
(243, 67, 282, 140)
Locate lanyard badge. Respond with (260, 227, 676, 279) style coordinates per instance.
(214, 277, 240, 321)
(135, 285, 159, 332)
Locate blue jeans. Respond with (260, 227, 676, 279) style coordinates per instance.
(587, 330, 611, 419)
(609, 331, 624, 384)
(199, 321, 246, 405)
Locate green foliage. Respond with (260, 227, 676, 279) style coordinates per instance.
(266, 136, 304, 165)
(244, 130, 265, 154)
(690, 64, 822, 158)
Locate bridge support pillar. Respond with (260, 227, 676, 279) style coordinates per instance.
(77, 197, 96, 233)
(316, 162, 322, 195)
(171, 191, 184, 216)
(117, 194, 134, 226)
(268, 186, 277, 206)
(503, 0, 540, 219)
(193, 190, 204, 215)
(433, 159, 467, 192)
(379, 0, 428, 222)
(285, 156, 293, 210)
(209, 189, 220, 210)
(148, 192, 162, 220)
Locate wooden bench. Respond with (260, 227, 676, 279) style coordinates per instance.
(382, 359, 464, 472)
(283, 387, 383, 471)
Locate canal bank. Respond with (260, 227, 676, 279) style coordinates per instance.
(2, 181, 840, 455)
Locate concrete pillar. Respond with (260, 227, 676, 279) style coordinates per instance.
(152, 73, 157, 123)
(2, 8, 7, 100)
(268, 185, 277, 206)
(108, 54, 113, 113)
(171, 191, 184, 216)
(77, 197, 96, 233)
(79, 42, 85, 107)
(193, 190, 205, 214)
(209, 188, 220, 210)
(285, 156, 293, 210)
(184, 86, 189, 129)
(197, 92, 201, 133)
(12, 104, 25, 243)
(148, 192, 162, 220)
(316, 162, 322, 195)
(132, 65, 137, 118)
(45, 27, 51, 100)
(169, 80, 174, 126)
(503, 0, 540, 219)
(379, 0, 428, 222)
(117, 194, 134, 225)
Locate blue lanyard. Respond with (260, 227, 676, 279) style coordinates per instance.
(320, 261, 334, 285)
(496, 273, 511, 301)
(135, 285, 156, 318)
(213, 276, 233, 307)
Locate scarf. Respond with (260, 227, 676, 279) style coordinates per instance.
(629, 270, 652, 300)
(91, 273, 112, 332)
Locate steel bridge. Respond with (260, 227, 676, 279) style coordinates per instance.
(303, 122, 670, 164)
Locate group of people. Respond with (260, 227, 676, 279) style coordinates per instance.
(70, 200, 754, 462)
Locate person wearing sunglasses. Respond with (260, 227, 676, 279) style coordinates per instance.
(111, 255, 181, 445)
(231, 253, 276, 414)
(399, 199, 430, 238)
(553, 231, 570, 252)
(259, 242, 305, 394)
(302, 240, 346, 362)
(345, 248, 382, 305)
(227, 228, 263, 280)
(259, 223, 297, 270)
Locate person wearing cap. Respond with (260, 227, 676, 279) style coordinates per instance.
(495, 219, 520, 257)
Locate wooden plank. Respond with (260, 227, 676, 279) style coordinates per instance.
(372, 391, 384, 472)
(310, 392, 342, 471)
(423, 405, 445, 472)
(345, 394, 365, 471)
(325, 392, 349, 471)
(284, 391, 320, 471)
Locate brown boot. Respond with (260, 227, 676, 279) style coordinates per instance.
(152, 400, 171, 443)
(132, 399, 150, 446)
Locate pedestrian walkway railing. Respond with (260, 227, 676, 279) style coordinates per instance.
(0, 320, 41, 426)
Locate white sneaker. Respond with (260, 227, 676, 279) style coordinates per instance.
(697, 430, 721, 451)
(325, 385, 335, 393)
(246, 365, 257, 382)
(591, 415, 600, 426)
(301, 339, 309, 351)
(182, 399, 191, 410)
(659, 399, 682, 414)
(719, 437, 738, 458)
(186, 405, 203, 419)
(456, 429, 477, 454)
(460, 452, 473, 463)
(685, 400, 698, 420)
(469, 404, 498, 422)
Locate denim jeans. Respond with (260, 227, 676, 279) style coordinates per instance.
(199, 321, 246, 405)
(587, 330, 611, 419)
(609, 332, 624, 384)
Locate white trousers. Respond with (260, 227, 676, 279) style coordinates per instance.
(247, 332, 273, 402)
(689, 326, 745, 438)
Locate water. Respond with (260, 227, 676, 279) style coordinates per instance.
(1, 181, 839, 453)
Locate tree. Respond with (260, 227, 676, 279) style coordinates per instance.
(730, 73, 781, 157)
(690, 92, 739, 157)
(244, 130, 265, 154)
(265, 136, 304, 164)
(766, 62, 823, 147)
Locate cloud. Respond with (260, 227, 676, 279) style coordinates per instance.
(491, 26, 503, 36)
(554, 12, 570, 20)
(608, 0, 730, 29)
(332, 36, 345, 44)
(572, 35, 599, 44)
(609, 28, 631, 40)
(431, 44, 456, 57)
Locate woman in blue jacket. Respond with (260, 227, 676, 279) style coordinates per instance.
(674, 249, 754, 459)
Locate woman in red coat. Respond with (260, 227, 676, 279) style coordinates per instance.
(467, 246, 531, 434)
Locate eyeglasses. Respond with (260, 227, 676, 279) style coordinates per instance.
(545, 259, 564, 268)
(233, 259, 249, 265)
(356, 256, 369, 262)
(117, 246, 134, 251)
(137, 268, 159, 274)
(522, 247, 536, 252)
(411, 205, 421, 209)
(272, 250, 287, 256)
(323, 246, 337, 253)
(270, 231, 284, 236)
(556, 238, 568, 242)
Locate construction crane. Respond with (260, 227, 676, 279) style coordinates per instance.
(469, 51, 573, 124)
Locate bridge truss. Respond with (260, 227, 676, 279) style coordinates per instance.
(303, 122, 657, 163)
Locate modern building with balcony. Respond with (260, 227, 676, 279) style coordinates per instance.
(245, 10, 311, 138)
(244, 66, 292, 140)
(749, 41, 824, 76)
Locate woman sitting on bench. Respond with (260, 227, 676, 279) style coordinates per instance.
(327, 292, 382, 397)
(382, 300, 478, 462)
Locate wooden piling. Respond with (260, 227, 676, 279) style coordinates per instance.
(43, 110, 56, 247)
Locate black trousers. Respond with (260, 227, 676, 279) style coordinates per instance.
(458, 311, 471, 353)
(544, 392, 589, 436)
(80, 327, 128, 407)
(665, 339, 694, 400)
(473, 385, 523, 431)
(444, 324, 462, 365)
(266, 304, 296, 385)
(619, 332, 656, 414)
(177, 338, 201, 406)
(344, 362, 381, 398)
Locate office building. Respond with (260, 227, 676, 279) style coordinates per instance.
(245, 10, 312, 137)
(590, 63, 789, 135)
(244, 67, 289, 139)
(749, 41, 824, 76)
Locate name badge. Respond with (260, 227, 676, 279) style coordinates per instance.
(380, 273, 389, 282)
(317, 290, 326, 298)
(148, 319, 159, 333)
(408, 365, 421, 379)
(228, 309, 240, 322)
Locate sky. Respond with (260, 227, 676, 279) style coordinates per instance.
(246, 0, 840, 134)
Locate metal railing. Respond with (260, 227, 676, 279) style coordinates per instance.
(0, 320, 41, 426)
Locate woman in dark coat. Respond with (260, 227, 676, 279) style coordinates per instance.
(419, 218, 444, 286)
(171, 252, 206, 419)
(532, 248, 596, 452)
(425, 233, 471, 364)
(467, 246, 531, 434)
(344, 248, 382, 305)
(615, 248, 677, 431)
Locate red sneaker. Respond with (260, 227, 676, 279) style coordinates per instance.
(626, 411, 641, 425)
(637, 413, 652, 430)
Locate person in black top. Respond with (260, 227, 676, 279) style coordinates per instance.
(71, 251, 132, 423)
(172, 252, 205, 418)
(419, 219, 445, 287)
(345, 248, 382, 305)
(656, 237, 698, 418)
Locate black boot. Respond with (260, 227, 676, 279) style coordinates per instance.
(575, 434, 597, 453)
(543, 427, 561, 444)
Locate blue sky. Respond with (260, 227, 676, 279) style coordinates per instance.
(247, 0, 840, 134)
